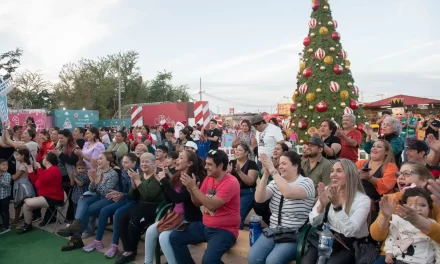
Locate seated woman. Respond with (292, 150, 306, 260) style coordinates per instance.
(318, 119, 342, 161)
(356, 139, 398, 223)
(370, 162, 440, 264)
(17, 152, 66, 234)
(302, 159, 371, 264)
(57, 152, 119, 250)
(81, 153, 138, 258)
(272, 142, 289, 170)
(115, 153, 164, 264)
(107, 130, 129, 164)
(228, 143, 258, 230)
(134, 143, 148, 170)
(248, 152, 315, 264)
(144, 150, 203, 264)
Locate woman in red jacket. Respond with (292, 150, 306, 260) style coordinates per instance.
(16, 152, 66, 235)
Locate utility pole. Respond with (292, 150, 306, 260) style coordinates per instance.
(216, 105, 220, 114)
(199, 78, 205, 101)
(118, 63, 122, 119)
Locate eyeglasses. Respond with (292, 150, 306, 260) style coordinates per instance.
(395, 170, 417, 178)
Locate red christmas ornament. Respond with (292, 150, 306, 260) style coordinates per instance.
(312, 74, 316, 78)
(298, 119, 308, 131)
(312, 1, 320, 11)
(349, 99, 359, 110)
(303, 36, 311, 46)
(303, 67, 312, 78)
(333, 64, 343, 75)
(290, 103, 296, 113)
(323, 37, 328, 41)
(332, 31, 341, 41)
(316, 100, 328, 113)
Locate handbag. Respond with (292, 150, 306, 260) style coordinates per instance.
(157, 210, 183, 233)
(263, 195, 307, 243)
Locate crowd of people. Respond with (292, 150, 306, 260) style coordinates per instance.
(1, 111, 440, 264)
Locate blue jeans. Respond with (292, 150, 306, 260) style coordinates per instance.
(239, 188, 255, 230)
(78, 197, 114, 234)
(145, 221, 179, 264)
(96, 199, 135, 243)
(248, 233, 297, 264)
(373, 256, 386, 264)
(170, 221, 236, 264)
(75, 195, 100, 220)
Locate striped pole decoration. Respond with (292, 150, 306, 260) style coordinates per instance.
(194, 101, 211, 128)
(131, 106, 143, 127)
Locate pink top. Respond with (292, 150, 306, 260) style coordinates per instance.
(290, 133, 297, 141)
(173, 186, 185, 215)
(82, 141, 105, 169)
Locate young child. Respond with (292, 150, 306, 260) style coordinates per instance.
(164, 151, 178, 177)
(0, 159, 11, 234)
(385, 187, 440, 264)
(12, 149, 35, 226)
(70, 160, 90, 212)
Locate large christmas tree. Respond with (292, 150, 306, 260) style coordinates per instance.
(291, 0, 363, 143)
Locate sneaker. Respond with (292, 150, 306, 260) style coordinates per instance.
(0, 227, 11, 234)
(104, 244, 120, 258)
(61, 237, 84, 251)
(114, 253, 136, 264)
(16, 223, 33, 235)
(83, 240, 104, 252)
(81, 231, 95, 239)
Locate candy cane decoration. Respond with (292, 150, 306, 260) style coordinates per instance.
(299, 83, 308, 94)
(344, 107, 353, 115)
(308, 18, 317, 29)
(315, 48, 326, 60)
(329, 81, 340, 93)
(353, 85, 359, 96)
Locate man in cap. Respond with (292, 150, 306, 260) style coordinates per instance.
(301, 136, 333, 190)
(407, 138, 440, 178)
(250, 114, 284, 170)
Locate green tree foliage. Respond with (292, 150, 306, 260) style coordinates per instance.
(53, 51, 191, 119)
(0, 48, 23, 80)
(291, 1, 363, 142)
(8, 70, 54, 111)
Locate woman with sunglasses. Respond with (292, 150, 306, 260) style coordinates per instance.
(370, 162, 440, 264)
(228, 143, 258, 230)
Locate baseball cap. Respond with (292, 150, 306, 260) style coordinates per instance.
(185, 141, 198, 150)
(429, 111, 437, 115)
(407, 139, 429, 153)
(250, 114, 265, 125)
(303, 136, 325, 148)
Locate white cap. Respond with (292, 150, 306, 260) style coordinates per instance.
(284, 141, 293, 150)
(185, 141, 198, 150)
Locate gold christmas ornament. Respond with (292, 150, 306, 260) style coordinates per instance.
(324, 56, 333, 65)
(340, 90, 349, 100)
(329, 47, 335, 52)
(309, 105, 314, 110)
(327, 21, 333, 26)
(320, 66, 326, 71)
(295, 90, 299, 95)
(292, 94, 296, 101)
(345, 60, 351, 68)
(319, 27, 328, 35)
(300, 61, 306, 71)
(297, 103, 302, 107)
(340, 102, 346, 108)
(310, 32, 316, 38)
(307, 48, 314, 54)
(323, 5, 329, 10)
(316, 88, 322, 93)
(347, 82, 353, 87)
(306, 92, 316, 102)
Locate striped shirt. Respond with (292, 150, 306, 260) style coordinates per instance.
(267, 175, 315, 229)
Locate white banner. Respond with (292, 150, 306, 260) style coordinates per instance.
(0, 78, 13, 97)
(0, 96, 8, 122)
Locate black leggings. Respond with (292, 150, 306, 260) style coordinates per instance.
(118, 201, 158, 253)
(301, 244, 355, 264)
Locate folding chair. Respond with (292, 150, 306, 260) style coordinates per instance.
(43, 189, 71, 233)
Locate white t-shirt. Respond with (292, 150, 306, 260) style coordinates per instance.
(192, 130, 201, 141)
(25, 141, 38, 164)
(151, 134, 157, 149)
(256, 123, 284, 158)
(102, 134, 111, 144)
(267, 175, 315, 229)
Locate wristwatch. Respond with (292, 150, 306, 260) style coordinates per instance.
(333, 204, 343, 212)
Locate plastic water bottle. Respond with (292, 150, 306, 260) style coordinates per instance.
(249, 214, 262, 246)
(317, 225, 333, 264)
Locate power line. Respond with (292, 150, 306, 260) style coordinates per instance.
(203, 92, 274, 108)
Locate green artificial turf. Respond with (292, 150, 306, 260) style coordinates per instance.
(0, 229, 130, 264)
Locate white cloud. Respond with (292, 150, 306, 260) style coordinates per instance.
(370, 40, 440, 62)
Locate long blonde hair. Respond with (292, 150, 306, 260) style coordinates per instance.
(372, 139, 395, 165)
(337, 159, 365, 214)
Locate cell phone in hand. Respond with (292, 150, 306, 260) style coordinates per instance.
(361, 168, 372, 172)
(176, 222, 189, 232)
(156, 167, 163, 173)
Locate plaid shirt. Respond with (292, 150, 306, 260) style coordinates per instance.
(72, 173, 90, 204)
(0, 172, 11, 200)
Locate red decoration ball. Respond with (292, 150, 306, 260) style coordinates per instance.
(350, 99, 359, 110)
(333, 97, 336, 101)
(298, 119, 308, 130)
(303, 67, 312, 78)
(332, 31, 341, 41)
(323, 37, 328, 41)
(312, 1, 320, 11)
(333, 64, 343, 75)
(303, 36, 311, 46)
(290, 103, 296, 113)
(316, 100, 328, 113)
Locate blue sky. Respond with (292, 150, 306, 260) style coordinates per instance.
(0, 0, 439, 114)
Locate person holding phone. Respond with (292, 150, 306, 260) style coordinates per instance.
(144, 150, 203, 264)
(356, 140, 398, 223)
